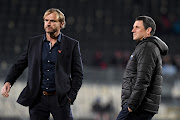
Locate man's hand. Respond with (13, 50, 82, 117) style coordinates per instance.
(1, 82, 11, 98)
(128, 107, 132, 112)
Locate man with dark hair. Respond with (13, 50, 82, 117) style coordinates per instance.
(116, 16, 168, 120)
(1, 8, 83, 120)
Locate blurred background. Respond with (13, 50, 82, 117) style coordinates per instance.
(0, 0, 180, 120)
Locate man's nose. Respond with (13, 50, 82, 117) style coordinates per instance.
(47, 20, 51, 25)
(131, 28, 135, 33)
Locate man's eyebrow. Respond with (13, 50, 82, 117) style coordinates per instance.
(44, 19, 58, 22)
(133, 25, 139, 28)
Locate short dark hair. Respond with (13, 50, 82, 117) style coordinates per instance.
(135, 16, 156, 36)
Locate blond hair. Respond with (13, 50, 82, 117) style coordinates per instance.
(43, 8, 66, 29)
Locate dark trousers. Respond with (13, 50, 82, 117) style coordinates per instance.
(29, 94, 73, 120)
(116, 103, 155, 120)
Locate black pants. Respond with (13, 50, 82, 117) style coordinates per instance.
(29, 94, 73, 120)
(116, 103, 155, 120)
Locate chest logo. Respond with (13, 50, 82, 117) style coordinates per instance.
(130, 55, 134, 59)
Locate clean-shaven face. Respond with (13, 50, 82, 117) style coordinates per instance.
(132, 20, 149, 41)
(44, 12, 61, 34)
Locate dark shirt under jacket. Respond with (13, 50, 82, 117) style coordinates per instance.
(41, 34, 61, 92)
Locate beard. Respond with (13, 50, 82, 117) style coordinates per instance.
(45, 26, 57, 34)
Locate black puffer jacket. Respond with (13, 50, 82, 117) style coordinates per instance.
(121, 36, 168, 113)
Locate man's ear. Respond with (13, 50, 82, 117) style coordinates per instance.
(146, 27, 152, 35)
(60, 22, 64, 28)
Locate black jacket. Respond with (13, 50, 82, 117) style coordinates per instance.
(121, 36, 168, 113)
(5, 33, 83, 107)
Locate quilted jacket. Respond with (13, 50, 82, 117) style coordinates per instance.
(121, 36, 168, 113)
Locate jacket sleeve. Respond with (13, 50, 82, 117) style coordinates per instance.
(68, 41, 83, 104)
(128, 46, 157, 111)
(5, 40, 29, 86)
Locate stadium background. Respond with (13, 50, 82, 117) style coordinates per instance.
(0, 0, 180, 120)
